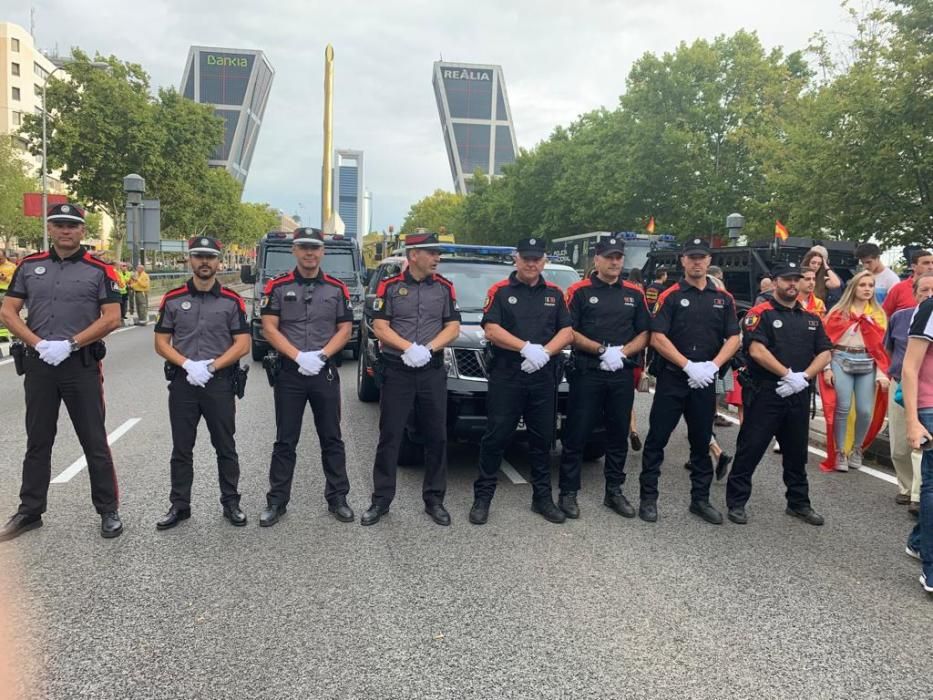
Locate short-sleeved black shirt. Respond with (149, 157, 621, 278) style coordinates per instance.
(261, 268, 353, 352)
(565, 273, 651, 352)
(741, 298, 832, 381)
(482, 271, 572, 362)
(651, 279, 740, 362)
(154, 279, 248, 361)
(372, 269, 460, 358)
(6, 246, 122, 340)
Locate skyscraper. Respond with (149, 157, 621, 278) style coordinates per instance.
(334, 150, 364, 239)
(432, 62, 517, 195)
(180, 46, 274, 185)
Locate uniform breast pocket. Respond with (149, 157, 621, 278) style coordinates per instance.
(280, 300, 306, 321)
(70, 277, 100, 304)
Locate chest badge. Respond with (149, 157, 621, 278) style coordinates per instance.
(508, 296, 518, 305)
(34, 266, 46, 275)
(373, 298, 384, 311)
(589, 296, 599, 304)
(713, 298, 725, 308)
(680, 298, 690, 307)
(545, 296, 556, 306)
(285, 291, 297, 301)
(773, 319, 783, 328)
(398, 286, 409, 296)
(181, 301, 192, 311)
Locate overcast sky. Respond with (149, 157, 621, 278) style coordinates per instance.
(10, 1, 856, 232)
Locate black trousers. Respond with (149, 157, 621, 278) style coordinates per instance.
(639, 367, 716, 504)
(559, 367, 635, 493)
(371, 362, 447, 506)
(168, 372, 240, 508)
(475, 364, 557, 503)
(119, 295, 127, 319)
(726, 384, 812, 510)
(267, 365, 349, 506)
(19, 354, 119, 516)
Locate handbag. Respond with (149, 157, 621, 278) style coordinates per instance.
(839, 355, 875, 375)
(637, 372, 654, 393)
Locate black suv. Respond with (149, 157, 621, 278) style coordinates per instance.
(357, 252, 607, 462)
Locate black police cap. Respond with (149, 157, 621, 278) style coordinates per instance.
(515, 237, 547, 257)
(187, 236, 222, 256)
(595, 236, 625, 255)
(293, 227, 325, 246)
(47, 202, 86, 223)
(405, 231, 441, 249)
(682, 237, 711, 255)
(771, 261, 803, 279)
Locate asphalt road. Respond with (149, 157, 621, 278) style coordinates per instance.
(0, 325, 928, 699)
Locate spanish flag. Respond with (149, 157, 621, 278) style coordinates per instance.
(646, 216, 656, 234)
(775, 220, 789, 241)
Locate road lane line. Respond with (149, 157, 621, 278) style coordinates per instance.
(51, 418, 141, 484)
(0, 358, 14, 367)
(110, 326, 138, 335)
(645, 388, 899, 486)
(500, 460, 527, 484)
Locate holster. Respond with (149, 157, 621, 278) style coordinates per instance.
(262, 351, 281, 387)
(10, 341, 25, 376)
(163, 361, 178, 382)
(233, 365, 249, 399)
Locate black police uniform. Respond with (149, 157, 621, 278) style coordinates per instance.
(155, 238, 249, 512)
(726, 267, 832, 513)
(261, 261, 353, 510)
(369, 239, 460, 510)
(474, 239, 573, 505)
(558, 242, 651, 499)
(5, 206, 123, 523)
(639, 240, 740, 509)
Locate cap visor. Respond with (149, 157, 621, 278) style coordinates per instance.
(598, 248, 625, 255)
(517, 251, 545, 259)
(187, 248, 220, 256)
(683, 249, 709, 255)
(406, 244, 442, 250)
(294, 240, 324, 247)
(48, 214, 85, 223)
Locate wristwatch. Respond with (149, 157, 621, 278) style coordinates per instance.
(207, 362, 217, 374)
(596, 345, 607, 355)
(68, 338, 79, 353)
(319, 352, 329, 363)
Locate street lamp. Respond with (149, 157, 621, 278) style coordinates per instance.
(123, 174, 145, 267)
(726, 212, 745, 244)
(41, 60, 109, 251)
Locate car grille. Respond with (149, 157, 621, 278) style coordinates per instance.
(454, 349, 487, 379)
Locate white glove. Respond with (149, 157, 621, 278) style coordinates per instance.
(183, 359, 214, 387)
(402, 343, 432, 368)
(36, 339, 72, 366)
(599, 345, 625, 372)
(521, 358, 537, 374)
(520, 342, 550, 372)
(775, 381, 796, 398)
(296, 351, 326, 376)
(777, 370, 810, 397)
(683, 361, 714, 388)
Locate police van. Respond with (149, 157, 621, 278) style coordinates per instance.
(357, 244, 607, 464)
(240, 231, 366, 361)
(552, 231, 680, 277)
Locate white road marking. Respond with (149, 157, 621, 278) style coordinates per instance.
(0, 358, 14, 367)
(646, 387, 899, 486)
(51, 418, 141, 484)
(110, 326, 138, 335)
(500, 460, 527, 484)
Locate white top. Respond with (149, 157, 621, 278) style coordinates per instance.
(873, 267, 901, 296)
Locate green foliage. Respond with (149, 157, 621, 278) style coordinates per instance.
(400, 189, 465, 235)
(413, 4, 930, 249)
(0, 138, 42, 250)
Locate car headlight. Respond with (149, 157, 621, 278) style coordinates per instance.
(444, 347, 457, 378)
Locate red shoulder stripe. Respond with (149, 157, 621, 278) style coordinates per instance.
(81, 252, 121, 284)
(17, 251, 49, 267)
(159, 285, 188, 310)
(263, 272, 295, 295)
(544, 281, 564, 291)
(376, 273, 404, 298)
(746, 300, 775, 316)
(220, 287, 246, 313)
(483, 278, 512, 313)
(622, 280, 643, 294)
(655, 284, 679, 309)
(322, 273, 351, 300)
(433, 273, 457, 300)
(565, 278, 593, 305)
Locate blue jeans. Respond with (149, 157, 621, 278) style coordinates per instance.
(908, 409, 933, 580)
(831, 352, 876, 451)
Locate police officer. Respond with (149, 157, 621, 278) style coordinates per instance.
(558, 236, 651, 519)
(470, 237, 574, 525)
(153, 236, 250, 529)
(725, 262, 832, 525)
(259, 228, 355, 526)
(0, 203, 124, 540)
(638, 238, 740, 524)
(363, 231, 461, 526)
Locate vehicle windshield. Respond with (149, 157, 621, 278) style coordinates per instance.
(262, 247, 359, 279)
(436, 262, 580, 312)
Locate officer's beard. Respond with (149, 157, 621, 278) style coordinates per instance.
(194, 265, 216, 280)
(775, 287, 798, 304)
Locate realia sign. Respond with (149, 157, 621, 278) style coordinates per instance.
(443, 69, 491, 81)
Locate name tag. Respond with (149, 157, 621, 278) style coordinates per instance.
(544, 296, 556, 307)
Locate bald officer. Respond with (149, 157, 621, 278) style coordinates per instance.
(259, 228, 355, 527)
(0, 203, 124, 541)
(154, 236, 250, 529)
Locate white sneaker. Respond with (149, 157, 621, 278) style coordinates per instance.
(834, 452, 849, 472)
(849, 448, 863, 470)
(920, 573, 933, 593)
(906, 545, 922, 561)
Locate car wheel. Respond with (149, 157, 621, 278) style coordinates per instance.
(357, 347, 380, 402)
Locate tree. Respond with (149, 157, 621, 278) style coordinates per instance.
(400, 189, 465, 235)
(0, 138, 42, 251)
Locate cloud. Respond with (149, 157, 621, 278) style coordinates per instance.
(12, 0, 853, 232)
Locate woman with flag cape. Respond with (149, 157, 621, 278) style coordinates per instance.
(818, 271, 890, 472)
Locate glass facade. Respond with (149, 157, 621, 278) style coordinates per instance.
(433, 62, 517, 194)
(180, 46, 274, 186)
(333, 151, 364, 240)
